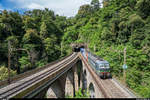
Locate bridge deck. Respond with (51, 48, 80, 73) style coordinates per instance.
(0, 53, 78, 99)
(0, 52, 137, 98)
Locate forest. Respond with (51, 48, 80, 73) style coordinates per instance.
(0, 0, 150, 98)
(0, 8, 67, 79)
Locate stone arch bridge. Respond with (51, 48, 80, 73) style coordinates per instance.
(0, 47, 136, 98)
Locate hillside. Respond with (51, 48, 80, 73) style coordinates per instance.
(61, 0, 150, 97)
(0, 9, 67, 78)
(0, 0, 150, 97)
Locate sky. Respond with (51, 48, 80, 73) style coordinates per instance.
(0, 0, 102, 17)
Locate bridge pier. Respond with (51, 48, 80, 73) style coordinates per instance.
(36, 55, 106, 98)
(79, 70, 83, 89)
(65, 68, 74, 97)
(32, 57, 82, 98)
(46, 73, 67, 98)
(82, 62, 88, 92)
(72, 65, 79, 92)
(46, 62, 81, 98)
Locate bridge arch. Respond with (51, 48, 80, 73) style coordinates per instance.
(89, 83, 95, 98)
(75, 60, 83, 89)
(82, 69, 87, 92)
(65, 68, 74, 97)
(84, 70, 87, 76)
(46, 81, 62, 98)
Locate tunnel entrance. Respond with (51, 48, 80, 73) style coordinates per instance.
(71, 43, 87, 52)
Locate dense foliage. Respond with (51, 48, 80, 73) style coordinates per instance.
(66, 88, 89, 98)
(0, 66, 16, 80)
(0, 9, 67, 80)
(0, 0, 150, 98)
(62, 0, 150, 98)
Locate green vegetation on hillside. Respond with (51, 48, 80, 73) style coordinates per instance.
(61, 0, 150, 98)
(0, 9, 67, 80)
(0, 0, 150, 98)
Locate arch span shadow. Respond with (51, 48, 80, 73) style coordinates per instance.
(89, 83, 95, 98)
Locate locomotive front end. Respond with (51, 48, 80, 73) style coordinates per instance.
(97, 61, 112, 79)
(99, 68, 111, 79)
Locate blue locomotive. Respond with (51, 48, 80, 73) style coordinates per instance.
(80, 48, 112, 79)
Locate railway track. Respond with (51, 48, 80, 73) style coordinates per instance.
(0, 52, 136, 98)
(100, 79, 133, 98)
(0, 52, 78, 99)
(0, 53, 74, 89)
(79, 52, 135, 98)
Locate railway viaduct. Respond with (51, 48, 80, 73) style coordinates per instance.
(0, 44, 136, 98)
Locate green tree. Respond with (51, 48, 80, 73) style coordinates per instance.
(91, 0, 100, 10)
(0, 66, 16, 81)
(40, 21, 49, 39)
(77, 4, 92, 18)
(136, 0, 150, 19)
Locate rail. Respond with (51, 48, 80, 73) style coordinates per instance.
(0, 53, 73, 88)
(0, 51, 136, 98)
(0, 53, 78, 98)
(0, 54, 77, 99)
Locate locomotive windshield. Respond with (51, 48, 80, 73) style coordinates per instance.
(104, 63, 109, 67)
(97, 60, 110, 69)
(99, 63, 109, 68)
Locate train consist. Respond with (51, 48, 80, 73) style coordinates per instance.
(80, 48, 112, 79)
